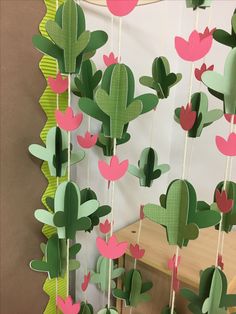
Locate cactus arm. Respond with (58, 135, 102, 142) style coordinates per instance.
(123, 100, 143, 124)
(45, 21, 64, 48)
(53, 211, 66, 227)
(155, 164, 170, 174)
(144, 204, 168, 226)
(112, 267, 125, 279)
(128, 165, 143, 179)
(78, 97, 109, 123)
(151, 169, 161, 180)
(28, 144, 50, 162)
(204, 109, 223, 126)
(130, 270, 151, 307)
(75, 217, 91, 231)
(139, 76, 155, 89)
(34, 209, 55, 227)
(84, 30, 108, 54)
(69, 259, 80, 271)
(71, 150, 85, 164)
(30, 260, 49, 273)
(78, 199, 99, 218)
(134, 93, 158, 114)
(69, 243, 81, 258)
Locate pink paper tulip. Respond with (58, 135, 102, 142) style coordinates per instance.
(106, 0, 139, 16)
(216, 133, 236, 156)
(77, 131, 98, 149)
(99, 219, 111, 234)
(98, 155, 128, 181)
(140, 205, 145, 220)
(175, 28, 214, 61)
(96, 235, 128, 259)
(168, 255, 181, 293)
(81, 272, 90, 292)
(217, 254, 224, 270)
(48, 73, 68, 94)
(180, 103, 196, 131)
(216, 190, 234, 214)
(168, 255, 181, 270)
(130, 244, 145, 260)
(195, 63, 214, 81)
(55, 107, 83, 131)
(103, 52, 118, 67)
(224, 114, 236, 124)
(57, 296, 80, 314)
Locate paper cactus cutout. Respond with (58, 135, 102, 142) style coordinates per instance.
(202, 48, 236, 114)
(213, 10, 236, 48)
(129, 147, 170, 187)
(79, 302, 94, 314)
(29, 127, 85, 177)
(97, 308, 118, 314)
(161, 306, 177, 314)
(32, 0, 108, 74)
(140, 56, 182, 99)
(72, 59, 102, 99)
(186, 0, 212, 10)
(175, 92, 223, 138)
(181, 266, 236, 314)
(35, 181, 99, 240)
(91, 256, 125, 292)
(113, 269, 153, 307)
(212, 181, 236, 233)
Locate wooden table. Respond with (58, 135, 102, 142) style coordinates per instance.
(115, 219, 236, 314)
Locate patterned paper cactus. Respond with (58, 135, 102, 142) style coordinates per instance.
(129, 147, 170, 187)
(139, 56, 182, 99)
(185, 0, 212, 10)
(214, 9, 236, 48)
(113, 269, 153, 307)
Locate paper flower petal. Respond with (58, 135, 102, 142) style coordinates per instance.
(130, 244, 145, 259)
(103, 52, 118, 67)
(98, 155, 128, 181)
(216, 133, 236, 156)
(57, 296, 80, 314)
(56, 107, 83, 131)
(216, 190, 234, 213)
(77, 131, 98, 149)
(96, 235, 128, 259)
(48, 73, 68, 94)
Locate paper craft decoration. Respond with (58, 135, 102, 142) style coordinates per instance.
(33, 0, 108, 74)
(186, 0, 212, 10)
(57, 296, 81, 314)
(56, 107, 83, 131)
(99, 219, 111, 234)
(195, 63, 214, 82)
(77, 131, 98, 149)
(224, 114, 236, 124)
(216, 132, 236, 156)
(218, 254, 224, 270)
(202, 48, 236, 114)
(91, 256, 125, 292)
(103, 52, 118, 67)
(72, 60, 102, 99)
(106, 0, 139, 16)
(79, 302, 94, 314)
(81, 272, 90, 292)
(129, 244, 145, 260)
(181, 266, 236, 313)
(96, 235, 128, 259)
(29, 127, 85, 177)
(140, 56, 182, 99)
(179, 103, 197, 131)
(175, 92, 223, 138)
(161, 306, 177, 314)
(216, 190, 234, 213)
(98, 155, 128, 182)
(35, 181, 100, 240)
(97, 308, 118, 314)
(96, 131, 131, 156)
(48, 72, 68, 94)
(213, 9, 236, 48)
(144, 179, 221, 247)
(128, 147, 170, 187)
(212, 181, 236, 233)
(175, 28, 214, 61)
(113, 269, 153, 307)
(168, 255, 181, 293)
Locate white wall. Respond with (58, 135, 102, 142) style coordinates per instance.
(72, 1, 236, 309)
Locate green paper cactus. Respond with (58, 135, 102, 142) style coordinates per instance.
(29, 127, 85, 177)
(185, 0, 212, 10)
(129, 147, 170, 187)
(174, 92, 223, 138)
(91, 256, 125, 292)
(139, 56, 182, 99)
(113, 269, 153, 307)
(97, 307, 118, 314)
(214, 9, 236, 49)
(79, 302, 94, 314)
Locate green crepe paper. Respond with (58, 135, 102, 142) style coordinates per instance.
(174, 92, 223, 138)
(33, 0, 108, 74)
(214, 10, 236, 49)
(29, 126, 85, 177)
(212, 181, 236, 233)
(80, 188, 111, 232)
(72, 59, 102, 99)
(139, 56, 182, 99)
(35, 181, 99, 240)
(113, 269, 153, 307)
(181, 266, 236, 314)
(161, 306, 177, 314)
(91, 256, 125, 292)
(79, 302, 94, 314)
(145, 180, 221, 248)
(202, 48, 236, 114)
(185, 0, 212, 10)
(128, 147, 170, 187)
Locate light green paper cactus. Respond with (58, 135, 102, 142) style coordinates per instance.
(186, 0, 212, 10)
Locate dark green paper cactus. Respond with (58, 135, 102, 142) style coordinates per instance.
(185, 0, 212, 10)
(214, 9, 236, 49)
(79, 302, 94, 314)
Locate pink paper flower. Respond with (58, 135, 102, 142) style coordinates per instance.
(99, 219, 111, 234)
(103, 52, 118, 67)
(98, 155, 128, 181)
(195, 63, 214, 81)
(57, 296, 80, 314)
(168, 255, 181, 293)
(130, 244, 145, 260)
(224, 114, 236, 124)
(106, 0, 139, 16)
(48, 73, 68, 94)
(199, 27, 216, 40)
(96, 235, 128, 259)
(175, 28, 214, 61)
(81, 272, 90, 292)
(167, 255, 181, 270)
(216, 190, 234, 214)
(55, 107, 83, 131)
(217, 254, 224, 270)
(140, 205, 145, 220)
(180, 103, 197, 131)
(77, 131, 98, 149)
(216, 133, 236, 156)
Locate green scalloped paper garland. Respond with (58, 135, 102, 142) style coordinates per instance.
(37, 0, 67, 313)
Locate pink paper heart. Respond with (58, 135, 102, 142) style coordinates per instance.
(106, 0, 139, 16)
(55, 107, 83, 131)
(216, 133, 236, 156)
(57, 296, 80, 314)
(103, 52, 118, 67)
(96, 235, 128, 259)
(98, 155, 128, 181)
(77, 131, 98, 149)
(48, 73, 68, 94)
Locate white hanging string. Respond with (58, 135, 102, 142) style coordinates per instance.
(111, 14, 114, 52)
(118, 18, 122, 62)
